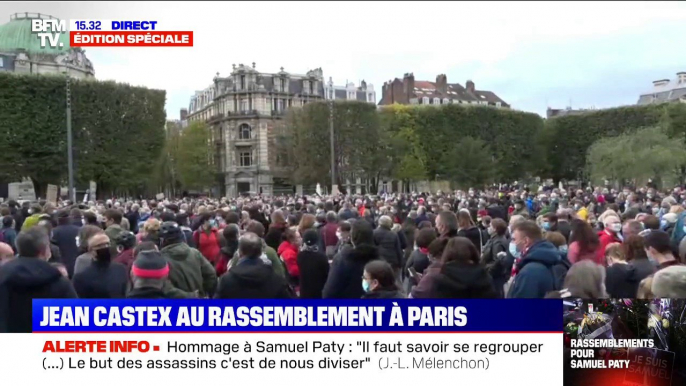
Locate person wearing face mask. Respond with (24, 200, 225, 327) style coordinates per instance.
(192, 213, 221, 265)
(361, 260, 405, 299)
(643, 231, 681, 271)
(597, 215, 622, 264)
(72, 232, 128, 298)
(507, 221, 569, 298)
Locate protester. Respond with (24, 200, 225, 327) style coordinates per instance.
(0, 242, 15, 265)
(433, 237, 497, 298)
(214, 232, 292, 299)
(0, 228, 77, 332)
(72, 232, 128, 298)
(321, 211, 339, 259)
(457, 210, 483, 252)
(567, 219, 600, 265)
(547, 260, 608, 299)
(508, 220, 568, 298)
(51, 210, 80, 277)
(215, 223, 239, 277)
(1, 216, 17, 254)
(297, 229, 329, 299)
(373, 216, 403, 276)
(480, 218, 509, 298)
(193, 213, 221, 265)
(334, 220, 353, 257)
(361, 260, 404, 298)
(323, 220, 379, 299)
(410, 237, 448, 299)
(159, 221, 217, 297)
(604, 243, 640, 298)
(113, 231, 137, 273)
(597, 215, 622, 263)
(127, 250, 169, 299)
(278, 227, 301, 287)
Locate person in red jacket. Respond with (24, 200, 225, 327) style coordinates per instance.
(193, 213, 221, 265)
(278, 227, 301, 283)
(597, 215, 622, 266)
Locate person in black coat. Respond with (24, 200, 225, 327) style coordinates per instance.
(373, 216, 403, 270)
(125, 205, 140, 235)
(72, 232, 128, 298)
(362, 260, 404, 299)
(51, 210, 81, 278)
(433, 237, 497, 298)
(127, 250, 171, 299)
(0, 228, 77, 332)
(215, 232, 292, 299)
(323, 220, 380, 299)
(297, 229, 329, 299)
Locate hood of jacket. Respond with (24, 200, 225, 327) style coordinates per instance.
(0, 257, 62, 289)
(607, 262, 639, 282)
(435, 262, 496, 297)
(518, 240, 561, 269)
(345, 244, 379, 263)
(161, 242, 194, 261)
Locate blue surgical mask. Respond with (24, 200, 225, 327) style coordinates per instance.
(559, 245, 568, 253)
(362, 280, 371, 293)
(542, 222, 551, 231)
(509, 242, 521, 259)
(660, 220, 667, 230)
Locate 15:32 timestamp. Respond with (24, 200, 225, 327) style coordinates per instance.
(75, 21, 102, 30)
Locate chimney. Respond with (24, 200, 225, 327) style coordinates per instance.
(466, 80, 475, 93)
(180, 108, 188, 121)
(678, 72, 686, 84)
(403, 73, 415, 100)
(436, 74, 447, 94)
(360, 80, 367, 90)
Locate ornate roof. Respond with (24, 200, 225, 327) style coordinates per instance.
(0, 13, 71, 55)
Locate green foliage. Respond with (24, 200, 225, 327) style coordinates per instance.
(543, 104, 684, 182)
(0, 72, 166, 197)
(441, 137, 495, 188)
(586, 125, 686, 187)
(172, 121, 215, 192)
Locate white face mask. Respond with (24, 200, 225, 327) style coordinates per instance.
(336, 231, 342, 239)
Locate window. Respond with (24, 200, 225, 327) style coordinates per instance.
(433, 98, 440, 105)
(239, 151, 253, 167)
(303, 80, 310, 94)
(443, 98, 449, 104)
(348, 92, 355, 100)
(240, 99, 249, 111)
(0, 57, 3, 67)
(239, 124, 251, 140)
(277, 99, 284, 111)
(240, 75, 246, 90)
(422, 97, 429, 104)
(281, 78, 287, 92)
(496, 102, 502, 107)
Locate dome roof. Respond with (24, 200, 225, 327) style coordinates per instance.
(0, 13, 71, 55)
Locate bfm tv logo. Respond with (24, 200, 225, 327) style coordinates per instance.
(31, 19, 67, 48)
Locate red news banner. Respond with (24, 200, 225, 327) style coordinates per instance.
(70, 31, 193, 47)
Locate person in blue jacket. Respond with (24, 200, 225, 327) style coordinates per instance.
(507, 220, 569, 298)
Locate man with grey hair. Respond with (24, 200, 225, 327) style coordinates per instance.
(0, 228, 77, 332)
(215, 232, 292, 299)
(374, 215, 403, 276)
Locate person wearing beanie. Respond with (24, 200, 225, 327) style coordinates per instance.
(297, 229, 329, 299)
(651, 265, 686, 298)
(159, 221, 217, 297)
(127, 250, 170, 299)
(214, 232, 292, 299)
(72, 233, 128, 298)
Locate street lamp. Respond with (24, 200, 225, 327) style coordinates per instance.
(64, 72, 75, 202)
(329, 99, 338, 195)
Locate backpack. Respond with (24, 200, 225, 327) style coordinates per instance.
(548, 254, 571, 291)
(671, 211, 686, 246)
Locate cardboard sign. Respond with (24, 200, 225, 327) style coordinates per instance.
(624, 347, 674, 386)
(8, 181, 36, 201)
(46, 184, 59, 204)
(156, 193, 165, 201)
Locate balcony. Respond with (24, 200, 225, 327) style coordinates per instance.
(226, 110, 259, 118)
(208, 113, 224, 123)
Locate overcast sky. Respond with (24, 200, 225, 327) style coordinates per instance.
(4, 1, 686, 119)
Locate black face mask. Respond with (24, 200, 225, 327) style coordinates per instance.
(95, 247, 111, 262)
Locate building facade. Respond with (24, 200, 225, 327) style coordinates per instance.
(186, 85, 216, 123)
(323, 78, 376, 104)
(203, 63, 325, 196)
(637, 72, 686, 105)
(0, 13, 94, 78)
(378, 73, 508, 108)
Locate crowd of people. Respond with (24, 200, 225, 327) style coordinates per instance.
(1, 183, 686, 332)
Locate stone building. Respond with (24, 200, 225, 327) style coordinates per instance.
(637, 72, 686, 105)
(205, 63, 325, 196)
(378, 73, 508, 108)
(0, 12, 94, 78)
(323, 78, 376, 104)
(187, 85, 216, 123)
